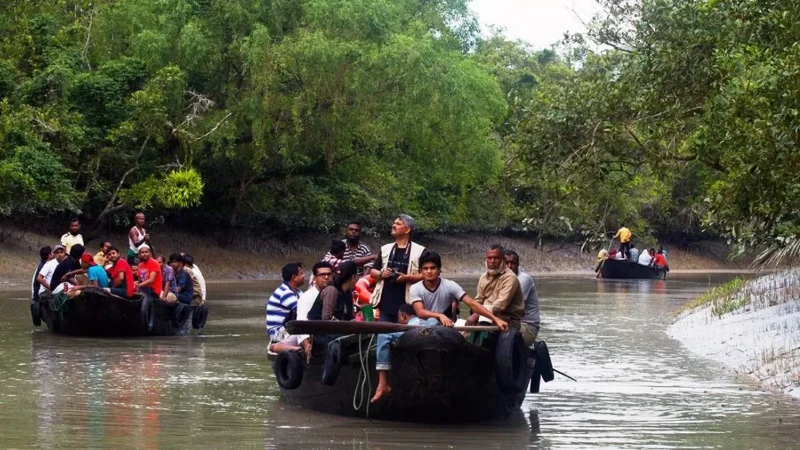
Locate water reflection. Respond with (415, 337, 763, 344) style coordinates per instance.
(0, 275, 798, 449)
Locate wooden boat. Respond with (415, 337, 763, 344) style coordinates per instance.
(599, 257, 667, 280)
(33, 287, 209, 337)
(269, 323, 550, 423)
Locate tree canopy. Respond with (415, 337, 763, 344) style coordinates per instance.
(1, 0, 798, 261)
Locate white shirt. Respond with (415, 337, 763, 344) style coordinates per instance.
(638, 250, 652, 266)
(37, 259, 59, 295)
(193, 264, 207, 301)
(295, 285, 321, 343)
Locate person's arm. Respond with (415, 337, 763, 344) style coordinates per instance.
(396, 272, 423, 284)
(37, 273, 52, 292)
(162, 277, 172, 299)
(490, 276, 520, 315)
(411, 301, 453, 327)
(461, 294, 508, 331)
(320, 289, 338, 320)
(353, 254, 378, 266)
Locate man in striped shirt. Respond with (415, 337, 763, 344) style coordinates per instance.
(266, 262, 305, 341)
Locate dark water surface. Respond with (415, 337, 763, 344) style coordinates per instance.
(1, 274, 799, 449)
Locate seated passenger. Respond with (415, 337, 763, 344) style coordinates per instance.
(157, 255, 175, 301)
(322, 239, 346, 269)
(503, 250, 540, 346)
(652, 248, 669, 270)
(94, 241, 111, 267)
(308, 261, 357, 322)
(410, 251, 508, 330)
(269, 261, 334, 354)
(165, 254, 193, 304)
(638, 248, 652, 266)
(135, 245, 162, 297)
(266, 262, 305, 346)
(105, 246, 135, 298)
(78, 253, 110, 288)
(629, 243, 640, 262)
(182, 254, 207, 306)
(49, 244, 85, 291)
(466, 245, 524, 330)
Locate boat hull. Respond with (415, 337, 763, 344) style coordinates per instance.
(599, 258, 666, 280)
(270, 327, 532, 423)
(37, 288, 203, 337)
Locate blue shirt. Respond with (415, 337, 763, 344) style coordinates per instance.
(174, 269, 193, 304)
(266, 282, 300, 336)
(87, 265, 110, 288)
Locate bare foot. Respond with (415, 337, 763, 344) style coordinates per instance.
(370, 383, 392, 403)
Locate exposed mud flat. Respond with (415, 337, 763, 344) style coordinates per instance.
(669, 269, 800, 398)
(0, 225, 748, 286)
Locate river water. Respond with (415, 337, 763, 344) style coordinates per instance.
(1, 274, 798, 449)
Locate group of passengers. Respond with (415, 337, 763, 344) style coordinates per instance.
(265, 214, 542, 403)
(31, 214, 207, 307)
(597, 225, 669, 270)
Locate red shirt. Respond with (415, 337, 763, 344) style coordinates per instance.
(138, 257, 163, 296)
(108, 259, 135, 297)
(653, 254, 668, 268)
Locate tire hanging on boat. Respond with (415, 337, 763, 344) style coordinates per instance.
(495, 329, 529, 394)
(140, 295, 154, 332)
(274, 350, 304, 390)
(171, 303, 191, 328)
(30, 302, 41, 326)
(321, 340, 343, 386)
(534, 341, 554, 382)
(192, 305, 209, 329)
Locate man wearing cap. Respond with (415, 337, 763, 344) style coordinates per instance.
(135, 244, 162, 297)
(369, 214, 426, 323)
(48, 244, 85, 290)
(37, 245, 66, 296)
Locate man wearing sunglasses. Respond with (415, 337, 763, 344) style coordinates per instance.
(269, 261, 334, 354)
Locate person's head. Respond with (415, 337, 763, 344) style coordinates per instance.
(330, 239, 346, 259)
(69, 219, 81, 235)
(100, 241, 112, 254)
(649, 248, 656, 256)
(658, 245, 664, 254)
(182, 254, 195, 267)
(503, 249, 520, 275)
(391, 214, 415, 240)
(630, 243, 636, 249)
(156, 255, 165, 267)
(345, 221, 362, 244)
(106, 246, 120, 262)
(419, 251, 442, 282)
(79, 253, 95, 270)
(397, 304, 416, 325)
(312, 261, 334, 289)
(39, 246, 53, 263)
(168, 253, 184, 271)
(53, 245, 67, 262)
(138, 244, 152, 261)
(282, 262, 305, 288)
(135, 212, 146, 227)
(333, 261, 357, 290)
(486, 245, 505, 274)
(69, 244, 85, 261)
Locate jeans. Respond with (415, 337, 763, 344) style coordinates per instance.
(110, 287, 128, 298)
(620, 242, 631, 259)
(375, 317, 439, 370)
(138, 287, 156, 297)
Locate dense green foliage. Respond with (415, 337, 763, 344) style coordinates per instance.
(1, 0, 797, 259)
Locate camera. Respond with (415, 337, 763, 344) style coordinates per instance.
(388, 269, 400, 282)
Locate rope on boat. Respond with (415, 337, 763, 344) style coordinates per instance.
(49, 292, 70, 319)
(352, 333, 376, 419)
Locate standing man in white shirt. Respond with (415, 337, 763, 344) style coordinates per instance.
(60, 219, 84, 253)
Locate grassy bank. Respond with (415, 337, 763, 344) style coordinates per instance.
(670, 269, 800, 398)
(0, 225, 748, 287)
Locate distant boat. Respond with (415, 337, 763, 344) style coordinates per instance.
(269, 323, 552, 423)
(599, 258, 667, 280)
(32, 287, 209, 336)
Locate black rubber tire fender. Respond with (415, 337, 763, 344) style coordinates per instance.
(321, 340, 343, 386)
(198, 305, 209, 328)
(495, 329, 529, 394)
(534, 341, 554, 382)
(140, 295, 154, 332)
(274, 350, 304, 390)
(31, 301, 41, 327)
(172, 303, 191, 328)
